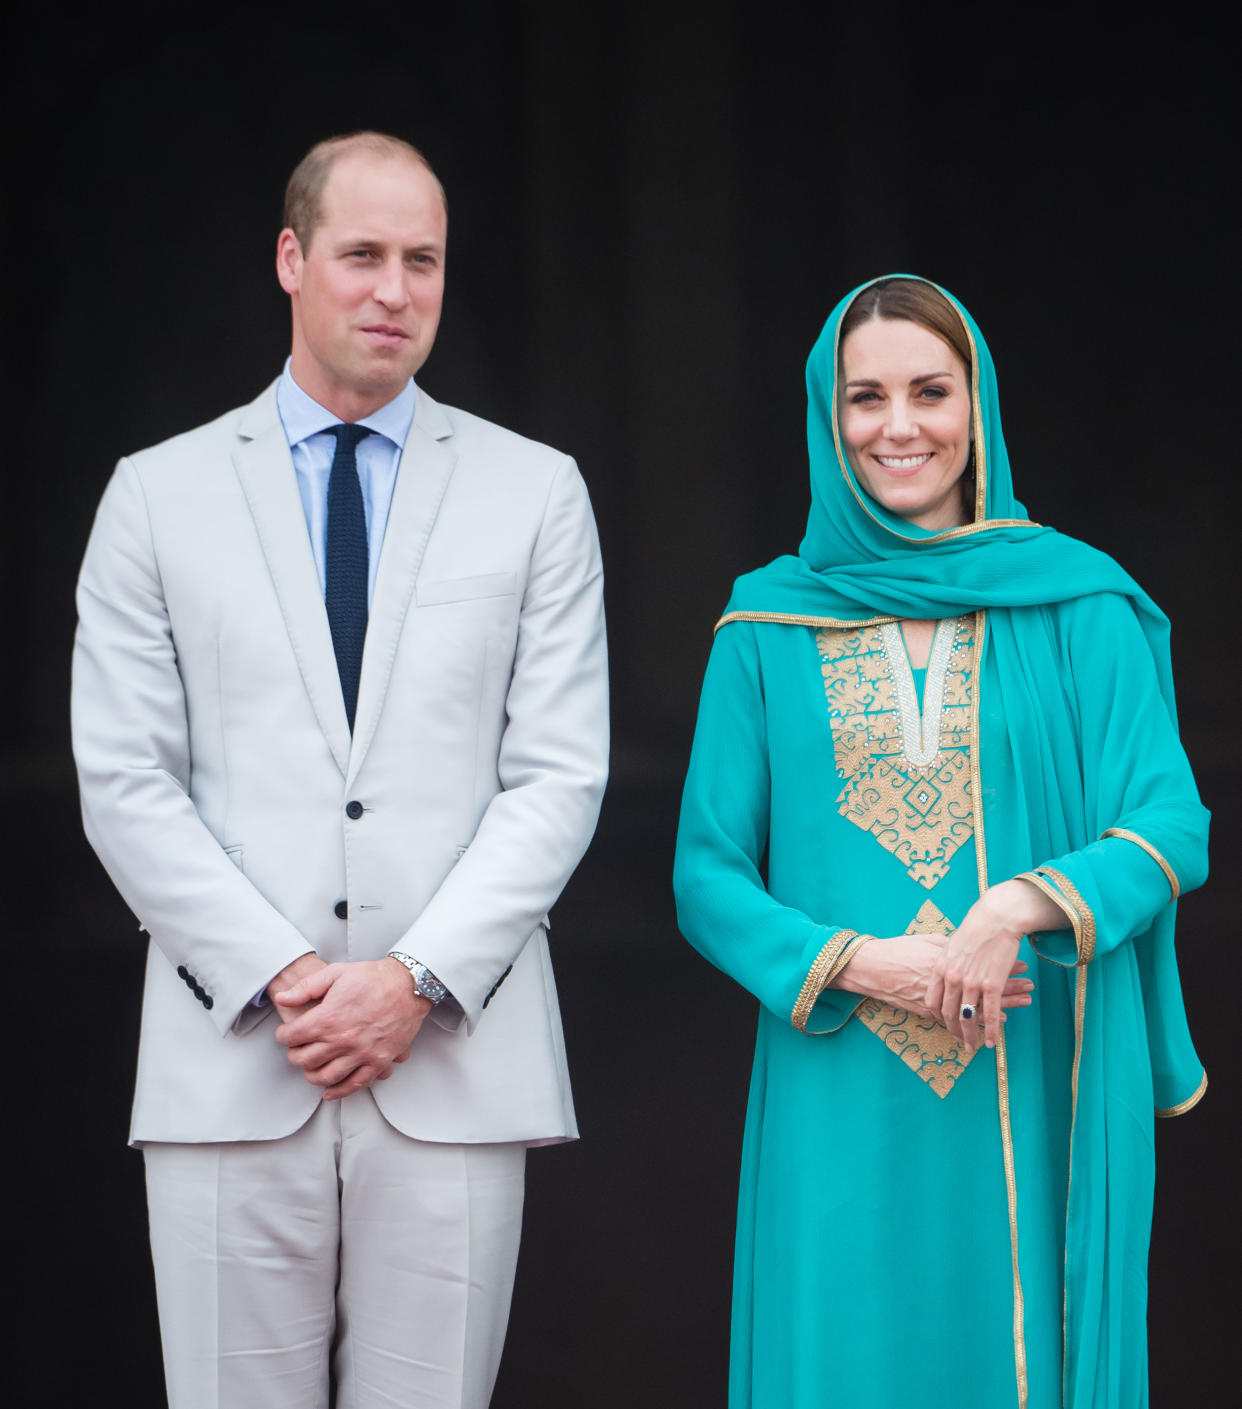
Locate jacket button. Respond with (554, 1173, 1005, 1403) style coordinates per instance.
(334, 900, 348, 919)
(192, 983, 205, 999)
(345, 800, 364, 820)
(203, 995, 214, 1011)
(177, 965, 189, 981)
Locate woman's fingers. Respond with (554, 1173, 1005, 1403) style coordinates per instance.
(923, 971, 946, 1030)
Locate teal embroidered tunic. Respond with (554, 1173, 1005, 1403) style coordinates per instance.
(675, 594, 1202, 1407)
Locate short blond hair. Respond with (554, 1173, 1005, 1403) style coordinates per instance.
(282, 132, 446, 250)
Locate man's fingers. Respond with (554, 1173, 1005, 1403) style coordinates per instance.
(273, 964, 339, 1009)
(321, 1066, 380, 1101)
(284, 1040, 340, 1072)
(302, 1054, 374, 1090)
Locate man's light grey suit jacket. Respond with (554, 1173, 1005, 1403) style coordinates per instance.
(72, 380, 609, 1147)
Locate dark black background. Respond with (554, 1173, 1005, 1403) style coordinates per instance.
(5, 3, 1236, 1403)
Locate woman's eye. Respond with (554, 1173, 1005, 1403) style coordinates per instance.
(849, 391, 880, 405)
(919, 385, 949, 401)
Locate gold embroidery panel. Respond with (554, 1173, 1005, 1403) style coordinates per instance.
(855, 900, 978, 1098)
(817, 618, 975, 890)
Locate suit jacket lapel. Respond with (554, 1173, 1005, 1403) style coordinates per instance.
(233, 384, 352, 776)
(347, 387, 457, 786)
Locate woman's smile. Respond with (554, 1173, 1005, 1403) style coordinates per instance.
(873, 451, 935, 472)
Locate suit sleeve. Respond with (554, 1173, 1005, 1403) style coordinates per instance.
(1015, 592, 1209, 966)
(391, 455, 609, 1031)
(71, 458, 315, 1034)
(673, 621, 865, 1033)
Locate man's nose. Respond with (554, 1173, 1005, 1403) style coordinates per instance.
(374, 257, 409, 309)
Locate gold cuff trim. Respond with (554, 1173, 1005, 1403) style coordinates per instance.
(792, 930, 876, 1033)
(1031, 866, 1096, 965)
(1015, 871, 1083, 968)
(1156, 1070, 1207, 1118)
(803, 932, 875, 1034)
(716, 610, 897, 635)
(1101, 827, 1181, 901)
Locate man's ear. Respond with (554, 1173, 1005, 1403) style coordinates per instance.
(275, 227, 303, 295)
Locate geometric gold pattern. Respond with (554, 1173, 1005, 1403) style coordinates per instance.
(816, 618, 975, 890)
(855, 899, 979, 1098)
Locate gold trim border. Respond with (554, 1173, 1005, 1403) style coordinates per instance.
(1015, 871, 1087, 967)
(791, 930, 858, 1032)
(1034, 866, 1097, 965)
(1061, 965, 1089, 1403)
(995, 1028, 1028, 1408)
(716, 610, 898, 635)
(805, 932, 875, 1035)
(1156, 1070, 1208, 1119)
(791, 931, 876, 1035)
(969, 610, 989, 888)
(1101, 827, 1181, 901)
(967, 608, 1028, 1408)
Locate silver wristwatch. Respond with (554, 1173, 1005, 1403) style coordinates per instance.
(388, 950, 447, 1005)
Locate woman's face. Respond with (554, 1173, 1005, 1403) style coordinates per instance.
(838, 316, 973, 531)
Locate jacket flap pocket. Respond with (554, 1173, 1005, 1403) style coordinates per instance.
(416, 572, 517, 606)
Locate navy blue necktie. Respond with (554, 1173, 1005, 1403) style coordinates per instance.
(325, 424, 371, 731)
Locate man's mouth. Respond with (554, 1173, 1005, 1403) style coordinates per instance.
(361, 324, 409, 344)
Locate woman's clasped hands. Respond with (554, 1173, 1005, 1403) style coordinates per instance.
(832, 878, 1061, 1052)
(924, 877, 1067, 1050)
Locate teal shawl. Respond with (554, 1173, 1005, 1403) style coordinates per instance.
(720, 276, 1208, 1405)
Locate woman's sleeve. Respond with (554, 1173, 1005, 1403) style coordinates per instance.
(673, 621, 866, 1032)
(1015, 593, 1209, 966)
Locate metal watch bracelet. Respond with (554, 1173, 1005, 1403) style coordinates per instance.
(387, 950, 447, 1005)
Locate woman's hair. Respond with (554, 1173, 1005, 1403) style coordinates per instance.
(838, 278, 973, 375)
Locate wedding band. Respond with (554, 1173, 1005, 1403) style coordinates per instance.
(961, 1002, 978, 1021)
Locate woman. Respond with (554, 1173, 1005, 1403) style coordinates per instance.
(672, 276, 1208, 1409)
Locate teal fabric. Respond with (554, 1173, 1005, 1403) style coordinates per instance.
(673, 277, 1209, 1407)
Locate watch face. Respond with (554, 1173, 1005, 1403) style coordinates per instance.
(415, 967, 446, 1004)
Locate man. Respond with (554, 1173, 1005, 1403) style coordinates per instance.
(71, 132, 608, 1409)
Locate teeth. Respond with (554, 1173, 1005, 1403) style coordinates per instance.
(876, 454, 932, 469)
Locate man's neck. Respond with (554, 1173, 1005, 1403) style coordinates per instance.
(287, 358, 408, 424)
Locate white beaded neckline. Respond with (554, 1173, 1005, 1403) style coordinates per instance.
(877, 618, 962, 774)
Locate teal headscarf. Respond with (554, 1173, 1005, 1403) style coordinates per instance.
(726, 273, 1147, 620)
(720, 275, 1208, 1404)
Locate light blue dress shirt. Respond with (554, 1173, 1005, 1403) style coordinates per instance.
(275, 360, 416, 606)
(266, 363, 458, 1020)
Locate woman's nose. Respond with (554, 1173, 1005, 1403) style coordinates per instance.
(884, 399, 917, 439)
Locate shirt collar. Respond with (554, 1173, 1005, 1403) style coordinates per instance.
(276, 358, 416, 450)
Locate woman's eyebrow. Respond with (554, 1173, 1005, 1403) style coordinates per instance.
(843, 371, 955, 389)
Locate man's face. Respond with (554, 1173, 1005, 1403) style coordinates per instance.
(276, 152, 447, 419)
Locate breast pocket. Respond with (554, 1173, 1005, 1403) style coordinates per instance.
(415, 572, 517, 607)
